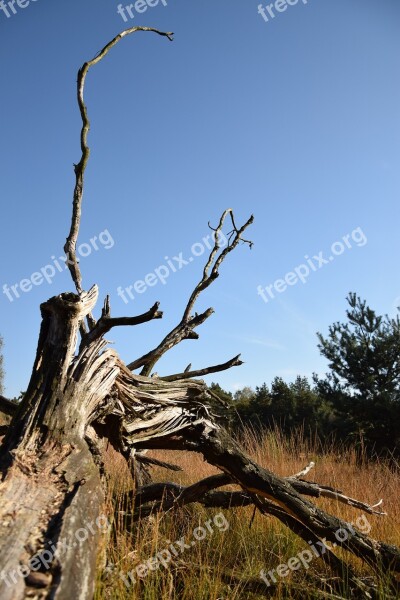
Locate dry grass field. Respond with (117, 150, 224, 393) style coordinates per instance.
(96, 427, 400, 599)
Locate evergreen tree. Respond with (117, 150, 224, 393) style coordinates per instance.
(316, 293, 400, 454)
(209, 382, 233, 405)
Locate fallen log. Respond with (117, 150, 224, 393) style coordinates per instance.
(1, 26, 399, 600)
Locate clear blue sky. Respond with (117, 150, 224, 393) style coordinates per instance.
(1, 0, 399, 398)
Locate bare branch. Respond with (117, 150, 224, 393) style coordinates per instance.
(127, 308, 214, 373)
(122, 473, 381, 597)
(123, 474, 239, 520)
(64, 26, 173, 332)
(248, 495, 377, 599)
(171, 473, 232, 506)
(310, 487, 386, 515)
(287, 464, 385, 515)
(127, 210, 254, 375)
(160, 354, 243, 382)
(125, 475, 376, 598)
(289, 461, 315, 479)
(182, 209, 254, 323)
(81, 296, 163, 348)
(135, 453, 183, 472)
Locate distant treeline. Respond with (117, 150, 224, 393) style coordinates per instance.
(211, 293, 400, 458)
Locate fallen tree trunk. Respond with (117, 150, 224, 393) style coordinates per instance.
(1, 26, 400, 600)
(0, 287, 211, 599)
(2, 288, 400, 599)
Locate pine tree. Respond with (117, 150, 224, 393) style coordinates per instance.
(316, 293, 400, 454)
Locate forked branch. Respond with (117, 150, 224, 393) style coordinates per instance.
(128, 210, 254, 375)
(128, 465, 385, 518)
(82, 296, 163, 348)
(182, 209, 254, 323)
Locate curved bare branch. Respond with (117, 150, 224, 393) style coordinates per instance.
(64, 26, 173, 320)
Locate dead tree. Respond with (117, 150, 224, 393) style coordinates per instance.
(1, 27, 399, 600)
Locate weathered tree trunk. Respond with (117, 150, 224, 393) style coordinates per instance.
(2, 26, 400, 600)
(0, 289, 110, 599)
(0, 287, 215, 599)
(0, 284, 211, 599)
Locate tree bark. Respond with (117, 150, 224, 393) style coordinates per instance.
(0, 288, 111, 600)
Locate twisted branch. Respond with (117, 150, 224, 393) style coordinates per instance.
(64, 26, 173, 332)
